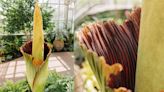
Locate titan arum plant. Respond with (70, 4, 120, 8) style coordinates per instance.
(78, 7, 141, 92)
(20, 1, 51, 92)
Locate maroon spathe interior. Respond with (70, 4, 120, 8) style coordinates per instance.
(79, 8, 141, 91)
(22, 41, 50, 61)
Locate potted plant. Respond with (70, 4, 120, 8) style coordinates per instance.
(53, 31, 65, 51)
(0, 49, 4, 63)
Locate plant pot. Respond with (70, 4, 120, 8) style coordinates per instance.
(53, 39, 64, 51)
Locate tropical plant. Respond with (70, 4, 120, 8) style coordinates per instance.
(78, 7, 141, 92)
(20, 2, 51, 92)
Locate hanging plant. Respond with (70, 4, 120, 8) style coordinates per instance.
(78, 8, 141, 92)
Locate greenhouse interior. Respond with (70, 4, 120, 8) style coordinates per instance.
(1, 0, 164, 92)
(0, 0, 74, 91)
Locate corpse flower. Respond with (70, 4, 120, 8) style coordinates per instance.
(20, 2, 51, 92)
(78, 8, 141, 92)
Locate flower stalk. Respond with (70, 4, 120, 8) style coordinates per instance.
(20, 1, 51, 92)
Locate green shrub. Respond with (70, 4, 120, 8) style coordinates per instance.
(0, 72, 73, 92)
(0, 0, 54, 33)
(63, 31, 74, 52)
(45, 72, 74, 92)
(0, 80, 30, 92)
(0, 35, 23, 61)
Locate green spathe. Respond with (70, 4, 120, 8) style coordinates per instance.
(136, 0, 164, 91)
(20, 41, 51, 92)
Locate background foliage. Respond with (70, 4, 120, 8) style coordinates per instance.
(0, 72, 73, 92)
(0, 0, 54, 61)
